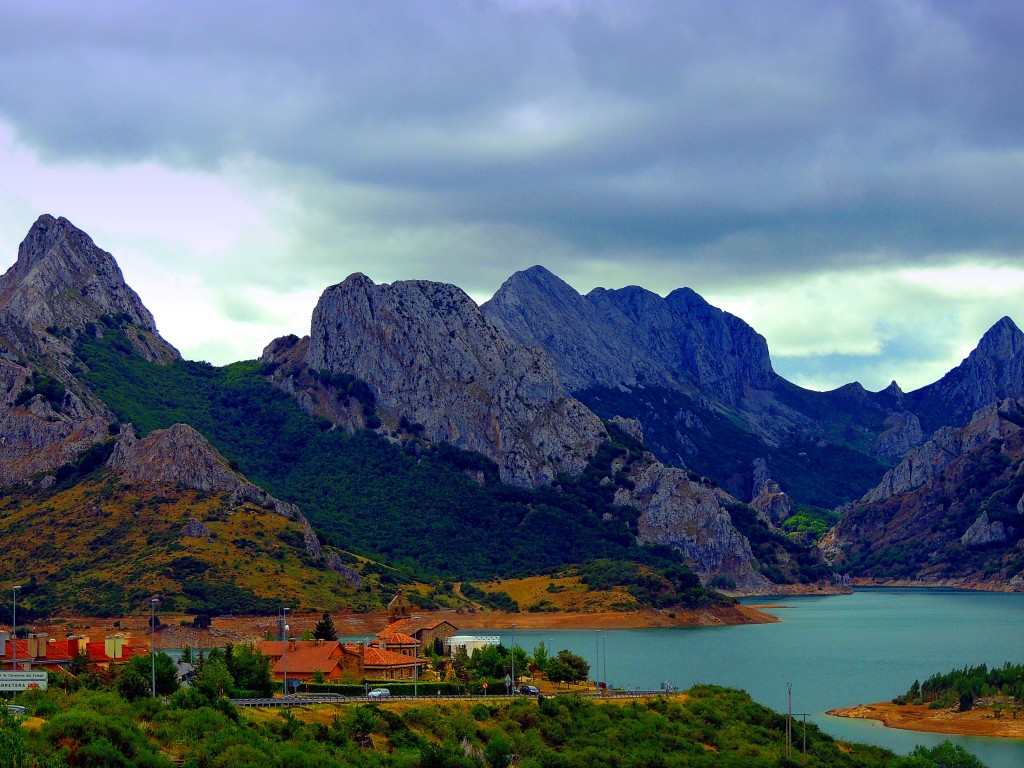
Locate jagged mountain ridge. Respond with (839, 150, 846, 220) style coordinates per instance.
(0, 215, 795, 595)
(11, 214, 1024, 593)
(482, 265, 1024, 512)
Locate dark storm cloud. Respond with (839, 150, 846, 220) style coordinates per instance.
(2, 0, 1023, 285)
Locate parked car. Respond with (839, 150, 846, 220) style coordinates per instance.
(367, 688, 391, 699)
(6, 705, 27, 715)
(518, 685, 541, 695)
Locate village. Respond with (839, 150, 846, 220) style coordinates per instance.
(1, 590, 597, 699)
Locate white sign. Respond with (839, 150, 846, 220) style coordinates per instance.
(0, 671, 48, 692)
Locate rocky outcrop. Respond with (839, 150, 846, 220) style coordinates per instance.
(872, 411, 925, 458)
(861, 399, 1024, 505)
(108, 423, 243, 491)
(961, 513, 1007, 547)
(107, 423, 333, 566)
(482, 266, 777, 405)
(615, 457, 769, 590)
(749, 480, 792, 524)
(305, 273, 606, 486)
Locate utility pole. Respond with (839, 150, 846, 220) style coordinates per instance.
(786, 682, 793, 758)
(11, 586, 20, 671)
(150, 596, 160, 698)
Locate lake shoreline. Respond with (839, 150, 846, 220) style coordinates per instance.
(33, 603, 777, 650)
(828, 702, 1024, 740)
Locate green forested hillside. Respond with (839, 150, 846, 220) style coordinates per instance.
(74, 328, 720, 599)
(5, 682, 982, 768)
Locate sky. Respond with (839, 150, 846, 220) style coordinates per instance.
(2, 0, 1023, 392)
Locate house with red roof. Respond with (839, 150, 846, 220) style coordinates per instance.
(255, 639, 364, 683)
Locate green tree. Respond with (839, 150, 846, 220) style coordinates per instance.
(484, 732, 513, 768)
(193, 659, 235, 701)
(554, 650, 589, 684)
(532, 641, 549, 673)
(227, 643, 272, 697)
(180, 645, 193, 664)
(546, 658, 573, 689)
(432, 636, 444, 656)
(312, 611, 338, 641)
(124, 652, 179, 697)
(908, 741, 987, 768)
(115, 666, 149, 702)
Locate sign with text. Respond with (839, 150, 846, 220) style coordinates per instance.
(0, 670, 48, 691)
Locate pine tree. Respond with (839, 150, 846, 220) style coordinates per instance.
(312, 611, 338, 641)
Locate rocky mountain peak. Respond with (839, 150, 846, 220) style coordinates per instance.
(0, 215, 177, 363)
(910, 316, 1024, 429)
(306, 273, 606, 486)
(485, 267, 776, 405)
(974, 316, 1024, 359)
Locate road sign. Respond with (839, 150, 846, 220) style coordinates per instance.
(0, 671, 48, 692)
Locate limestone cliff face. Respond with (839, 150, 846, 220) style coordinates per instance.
(0, 359, 111, 486)
(860, 399, 1023, 505)
(306, 273, 606, 486)
(482, 266, 776, 406)
(616, 456, 769, 590)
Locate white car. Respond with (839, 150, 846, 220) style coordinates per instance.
(367, 688, 391, 699)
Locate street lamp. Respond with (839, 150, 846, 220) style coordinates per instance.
(595, 631, 601, 693)
(150, 597, 160, 698)
(282, 607, 290, 698)
(412, 615, 420, 697)
(11, 585, 20, 671)
(602, 633, 607, 692)
(509, 623, 517, 695)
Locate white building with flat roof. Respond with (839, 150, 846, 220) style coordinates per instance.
(448, 635, 500, 657)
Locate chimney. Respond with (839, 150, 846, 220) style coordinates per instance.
(289, 639, 297, 652)
(105, 635, 125, 660)
(27, 632, 49, 659)
(67, 635, 88, 657)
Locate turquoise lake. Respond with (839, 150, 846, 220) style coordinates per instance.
(472, 588, 1024, 768)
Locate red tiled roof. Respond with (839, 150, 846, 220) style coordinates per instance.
(1, 640, 30, 666)
(376, 631, 418, 646)
(268, 643, 348, 675)
(363, 646, 419, 668)
(40, 642, 73, 662)
(84, 642, 147, 663)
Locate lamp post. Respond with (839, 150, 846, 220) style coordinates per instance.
(595, 630, 601, 694)
(602, 632, 607, 692)
(150, 597, 159, 698)
(509, 623, 516, 695)
(11, 585, 20, 671)
(281, 608, 290, 698)
(412, 615, 420, 697)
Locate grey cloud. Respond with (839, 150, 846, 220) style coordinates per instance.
(2, 0, 1024, 288)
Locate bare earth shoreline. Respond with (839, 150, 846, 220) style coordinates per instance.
(33, 604, 776, 650)
(828, 702, 1024, 740)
